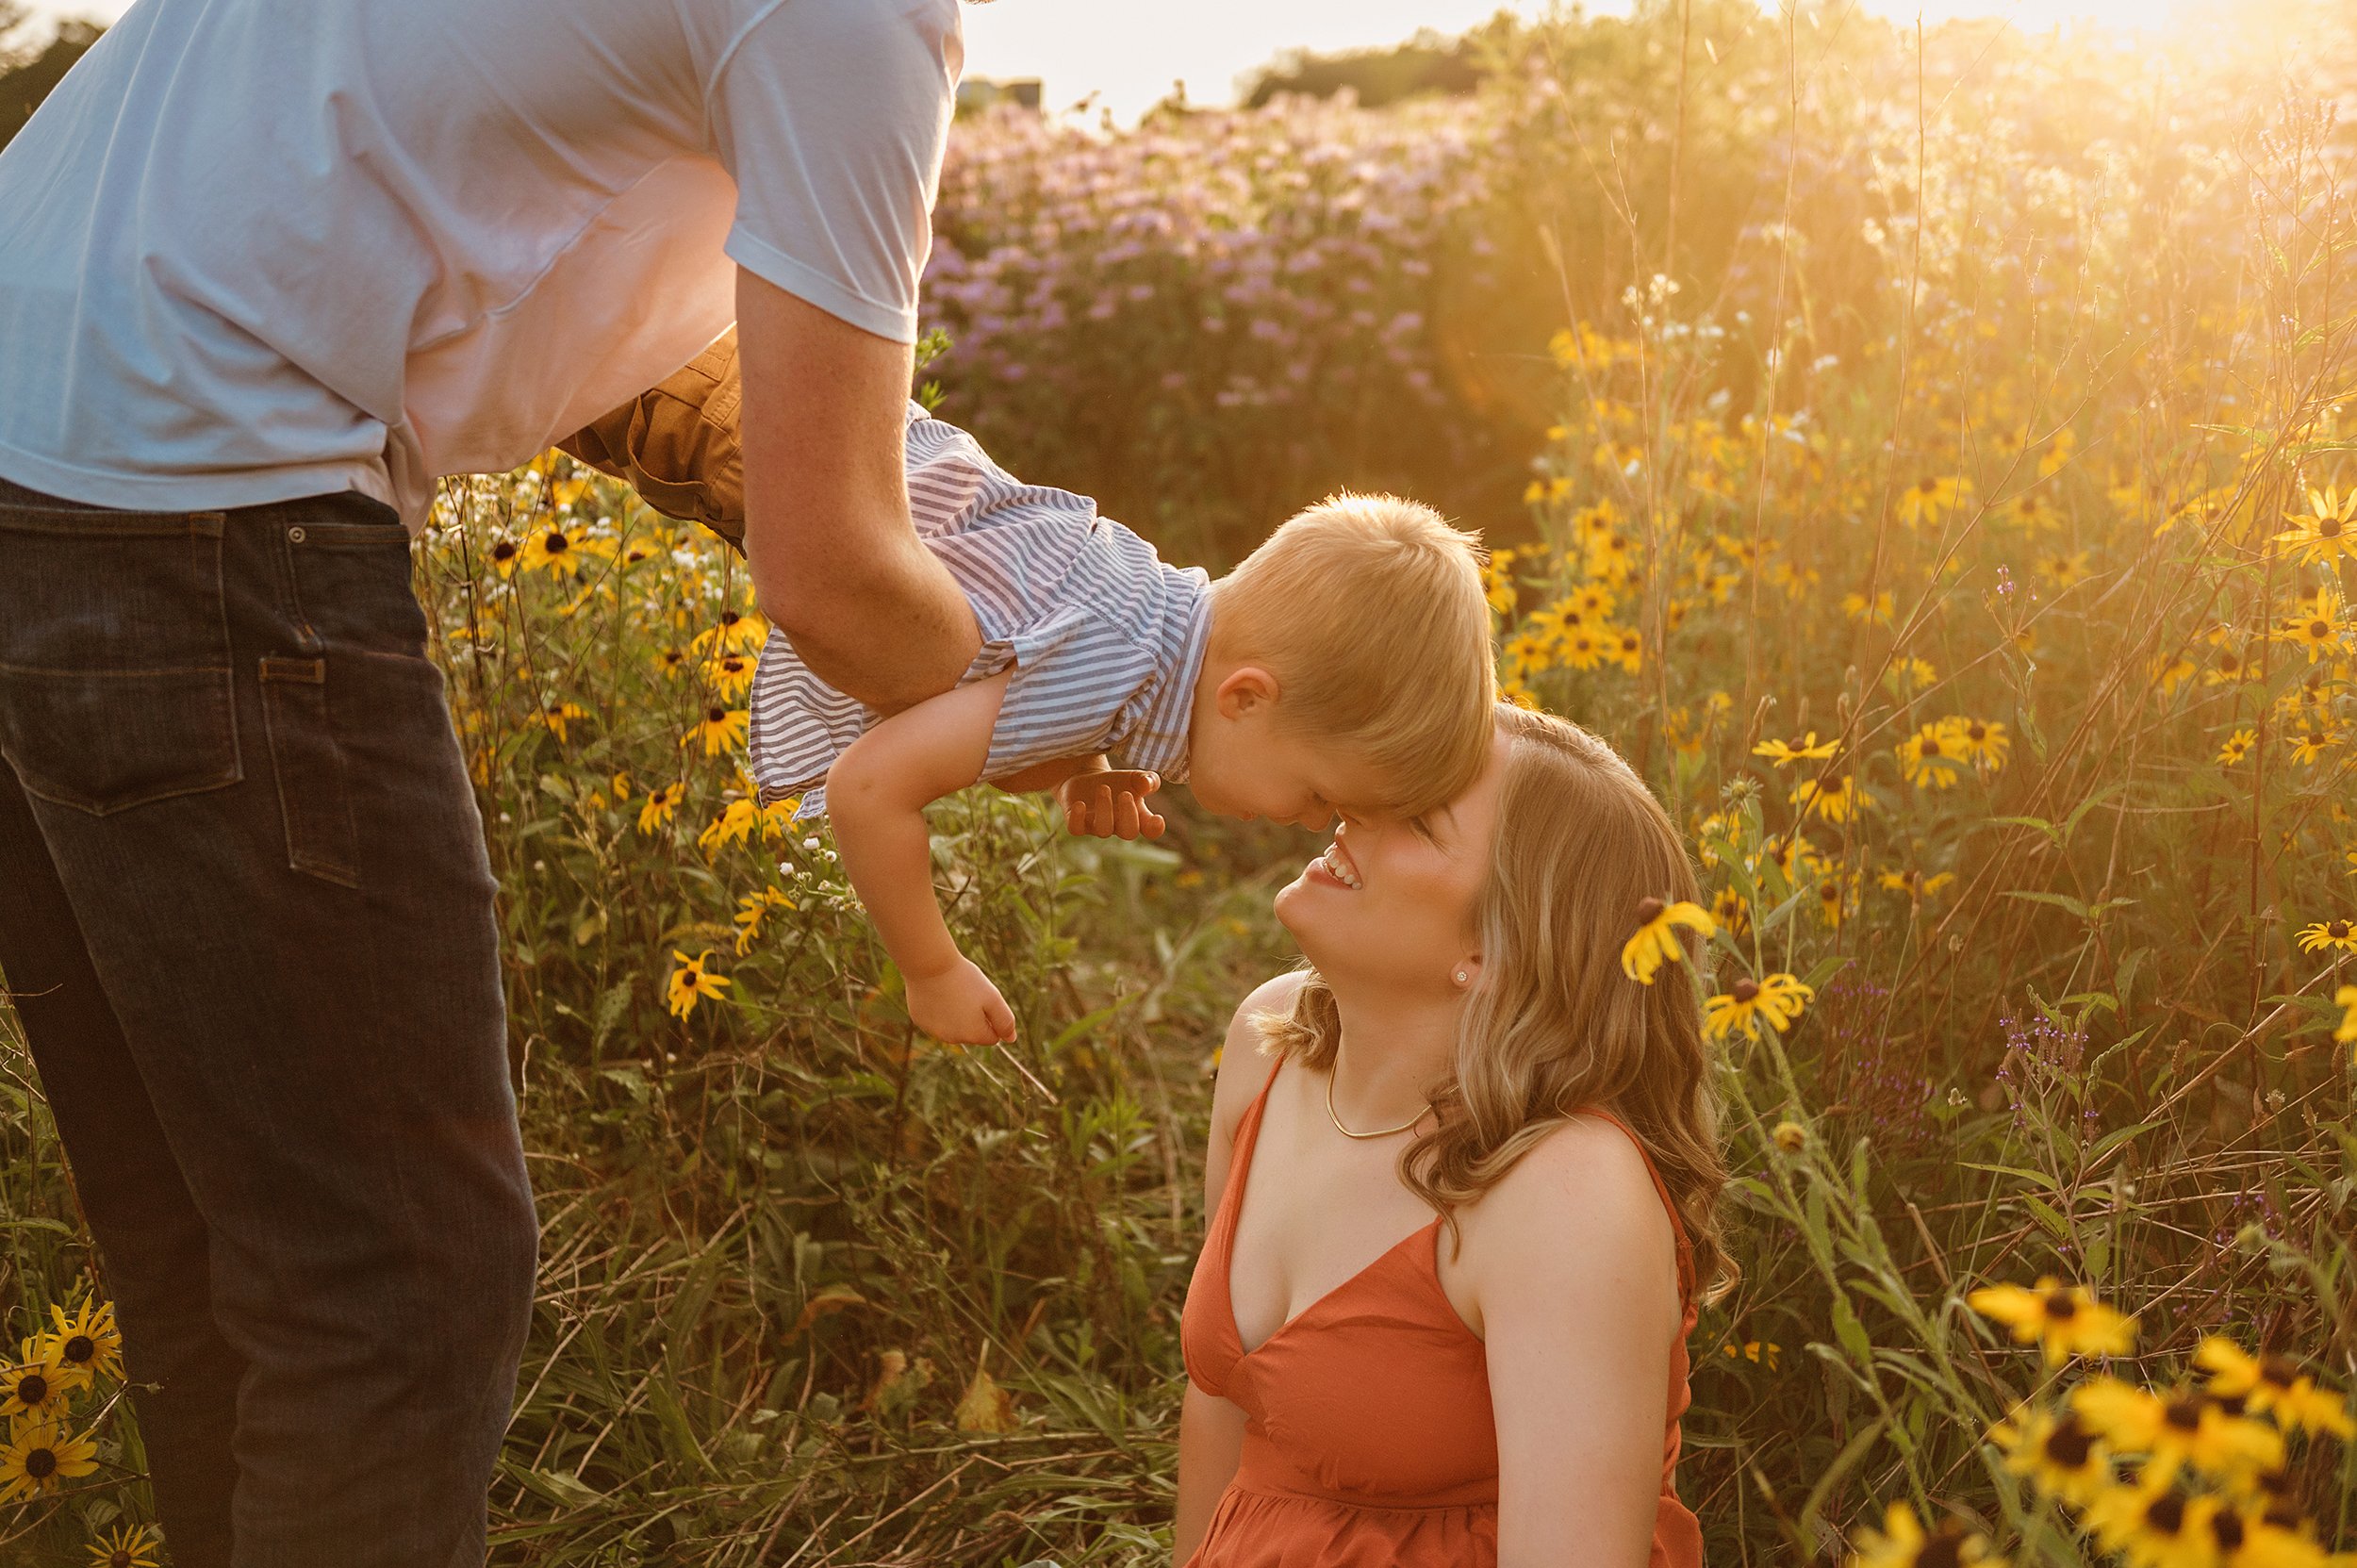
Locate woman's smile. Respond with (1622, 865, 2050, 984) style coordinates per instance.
(1307, 832, 1364, 891)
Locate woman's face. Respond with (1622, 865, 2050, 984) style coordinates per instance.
(1272, 718, 1513, 998)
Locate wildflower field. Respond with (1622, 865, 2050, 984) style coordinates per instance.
(6, 2, 2357, 1563)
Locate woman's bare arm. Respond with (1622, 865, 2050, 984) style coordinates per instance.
(1173, 972, 1303, 1563)
(1471, 1119, 1680, 1568)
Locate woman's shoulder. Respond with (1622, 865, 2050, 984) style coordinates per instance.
(1208, 971, 1307, 1144)
(1454, 1112, 1677, 1287)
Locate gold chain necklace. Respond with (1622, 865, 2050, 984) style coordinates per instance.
(1324, 1044, 1430, 1139)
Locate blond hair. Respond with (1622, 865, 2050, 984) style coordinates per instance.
(1210, 492, 1495, 819)
(1261, 704, 1735, 1306)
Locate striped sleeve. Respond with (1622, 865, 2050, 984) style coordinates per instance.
(746, 625, 873, 817)
(979, 607, 1162, 783)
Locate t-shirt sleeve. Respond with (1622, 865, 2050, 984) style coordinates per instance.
(979, 610, 1167, 784)
(706, 0, 961, 343)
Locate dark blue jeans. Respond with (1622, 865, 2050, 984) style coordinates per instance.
(0, 479, 537, 1567)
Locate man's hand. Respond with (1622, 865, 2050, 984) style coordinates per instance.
(735, 269, 981, 714)
(1058, 769, 1165, 840)
(905, 955, 1018, 1046)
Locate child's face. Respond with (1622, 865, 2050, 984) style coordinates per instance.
(1186, 667, 1390, 831)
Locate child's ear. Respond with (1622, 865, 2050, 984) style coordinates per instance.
(1214, 666, 1280, 720)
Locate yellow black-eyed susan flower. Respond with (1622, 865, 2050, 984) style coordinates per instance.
(691, 608, 767, 656)
(2295, 916, 2357, 956)
(485, 536, 523, 577)
(1949, 718, 2009, 772)
(1879, 868, 1956, 904)
(1771, 1120, 1807, 1152)
(2217, 728, 2255, 766)
(2335, 985, 2357, 1047)
(1816, 873, 1858, 931)
(1846, 1499, 2000, 1568)
(2084, 1477, 2205, 1568)
(0, 1418, 98, 1502)
(1619, 897, 1715, 985)
(1709, 885, 1751, 936)
(705, 652, 755, 701)
(733, 887, 795, 956)
(2193, 1339, 2355, 1440)
(519, 523, 609, 575)
(2184, 1494, 2330, 1568)
(1987, 1402, 2113, 1509)
(1719, 1338, 1782, 1369)
(1966, 1278, 2136, 1367)
(1704, 973, 1814, 1042)
(1896, 473, 1970, 530)
(42, 1299, 122, 1386)
(536, 701, 589, 745)
(2288, 726, 2340, 767)
(2071, 1376, 2284, 1485)
(636, 783, 682, 836)
(698, 798, 760, 857)
(2278, 594, 2348, 663)
(2036, 550, 2092, 589)
(2274, 485, 2357, 568)
(1791, 773, 1861, 824)
(0, 1345, 85, 1424)
(1897, 722, 1964, 788)
(87, 1523, 161, 1568)
(667, 950, 730, 1019)
(1753, 732, 1840, 767)
(684, 705, 750, 756)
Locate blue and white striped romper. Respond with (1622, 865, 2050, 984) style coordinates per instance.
(747, 404, 1211, 817)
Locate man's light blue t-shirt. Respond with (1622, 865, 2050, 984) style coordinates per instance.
(0, 0, 960, 531)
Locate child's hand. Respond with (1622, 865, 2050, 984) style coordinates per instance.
(1058, 768, 1165, 839)
(905, 956, 1019, 1045)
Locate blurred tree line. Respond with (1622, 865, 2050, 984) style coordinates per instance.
(0, 5, 99, 152)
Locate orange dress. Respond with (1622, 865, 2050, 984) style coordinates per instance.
(1179, 1055, 1706, 1567)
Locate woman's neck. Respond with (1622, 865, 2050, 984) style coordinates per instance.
(1325, 982, 1459, 1129)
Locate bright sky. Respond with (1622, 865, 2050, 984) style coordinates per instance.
(16, 0, 2210, 124)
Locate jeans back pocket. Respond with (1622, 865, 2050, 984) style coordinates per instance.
(0, 509, 242, 816)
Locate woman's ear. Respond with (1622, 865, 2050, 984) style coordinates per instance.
(1215, 665, 1281, 720)
(1453, 951, 1484, 990)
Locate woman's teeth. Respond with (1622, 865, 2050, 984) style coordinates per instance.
(1318, 843, 1363, 890)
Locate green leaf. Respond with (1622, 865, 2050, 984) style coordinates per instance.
(1829, 1292, 1873, 1363)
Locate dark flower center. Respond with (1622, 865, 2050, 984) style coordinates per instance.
(2259, 1355, 2299, 1386)
(2210, 1390, 2248, 1418)
(1821, 884, 1839, 902)
(111, 1552, 134, 1568)
(1921, 736, 1943, 756)
(1732, 979, 1760, 1004)
(2043, 1290, 2078, 1321)
(490, 540, 518, 560)
(1917, 1527, 1967, 1568)
(25, 1446, 55, 1479)
(1915, 478, 1937, 495)
(2162, 1396, 2204, 1431)
(543, 531, 569, 553)
(61, 1336, 92, 1364)
(2328, 922, 2351, 942)
(2042, 1414, 2095, 1466)
(1636, 897, 1666, 923)
(17, 1372, 47, 1403)
(1969, 722, 1987, 741)
(2209, 1510, 2245, 1551)
(664, 650, 684, 666)
(2220, 652, 2240, 672)
(2309, 619, 2329, 638)
(719, 611, 741, 627)
(706, 706, 726, 724)
(2322, 517, 2342, 537)
(2144, 1493, 2185, 1534)
(1621, 635, 1639, 651)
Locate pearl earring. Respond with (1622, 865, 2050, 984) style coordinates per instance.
(1454, 970, 1469, 984)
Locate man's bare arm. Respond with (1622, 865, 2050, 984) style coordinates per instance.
(735, 269, 981, 713)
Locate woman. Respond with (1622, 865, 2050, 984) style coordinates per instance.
(1175, 703, 1733, 1566)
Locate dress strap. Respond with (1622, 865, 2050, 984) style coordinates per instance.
(1573, 1107, 1696, 1310)
(1214, 1052, 1287, 1235)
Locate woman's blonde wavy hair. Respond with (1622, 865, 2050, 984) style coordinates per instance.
(1259, 703, 1735, 1307)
